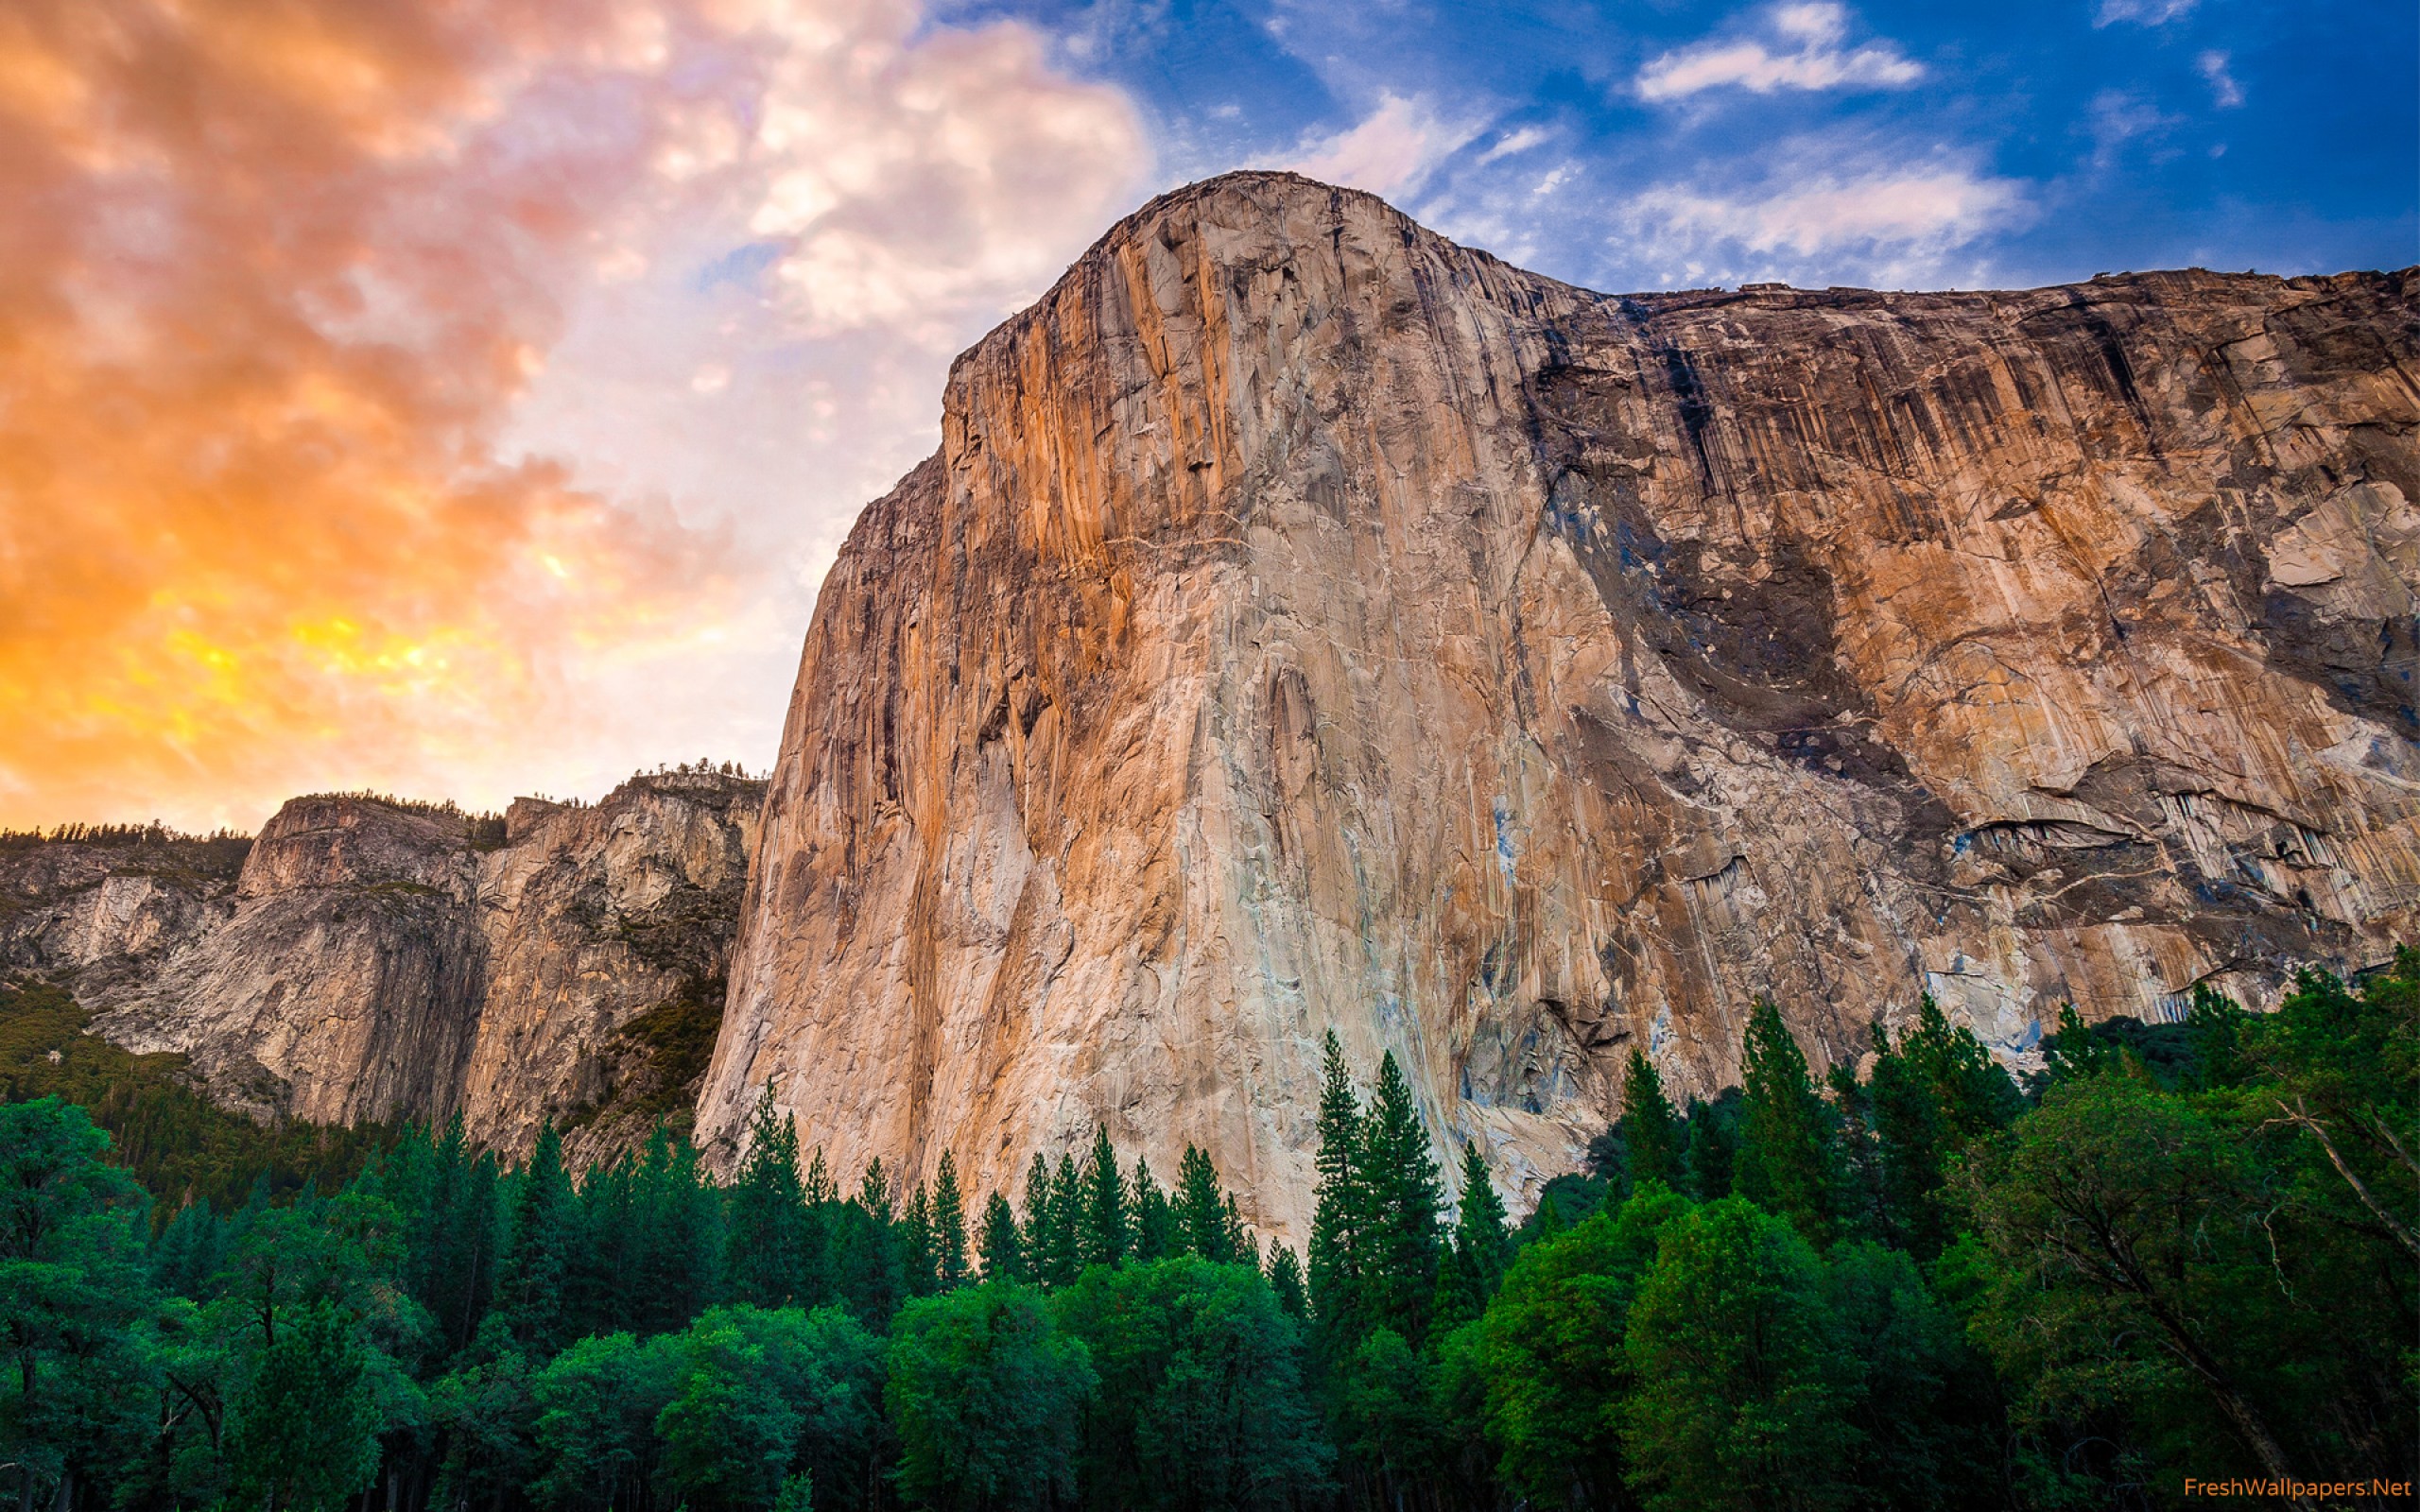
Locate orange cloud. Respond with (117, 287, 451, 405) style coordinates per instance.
(0, 0, 747, 830)
(0, 0, 1146, 832)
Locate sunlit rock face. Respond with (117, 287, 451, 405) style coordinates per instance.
(703, 171, 2420, 1239)
(5, 772, 762, 1162)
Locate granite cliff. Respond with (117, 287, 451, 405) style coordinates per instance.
(702, 171, 2419, 1239)
(1, 769, 763, 1163)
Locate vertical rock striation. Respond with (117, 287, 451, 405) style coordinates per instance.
(705, 171, 2420, 1238)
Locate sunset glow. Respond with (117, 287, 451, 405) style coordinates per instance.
(2, 0, 2403, 832)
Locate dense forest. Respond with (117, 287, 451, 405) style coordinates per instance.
(3, 956, 2412, 1512)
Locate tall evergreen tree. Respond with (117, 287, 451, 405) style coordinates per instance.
(1266, 1243, 1309, 1320)
(1045, 1154, 1085, 1289)
(1621, 1049, 1684, 1191)
(1361, 1051, 1444, 1344)
(724, 1087, 808, 1307)
(1080, 1125, 1129, 1270)
(977, 1192, 1025, 1283)
(931, 1152, 969, 1291)
(1432, 1143, 1510, 1331)
(1684, 1094, 1738, 1200)
(1173, 1143, 1234, 1263)
(226, 1303, 384, 1512)
(1127, 1159, 1178, 1262)
(1734, 999, 1841, 1245)
(1308, 1030, 1368, 1342)
(626, 1125, 721, 1332)
(494, 1123, 579, 1355)
(1018, 1152, 1055, 1284)
(900, 1183, 937, 1297)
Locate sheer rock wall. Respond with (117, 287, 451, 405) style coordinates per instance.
(3, 772, 763, 1162)
(703, 172, 2419, 1239)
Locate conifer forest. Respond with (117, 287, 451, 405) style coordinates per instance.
(4, 958, 2412, 1512)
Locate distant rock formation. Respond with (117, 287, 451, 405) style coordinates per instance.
(701, 171, 2419, 1240)
(1, 770, 763, 1164)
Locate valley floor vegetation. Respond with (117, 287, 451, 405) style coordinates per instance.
(2, 955, 2412, 1512)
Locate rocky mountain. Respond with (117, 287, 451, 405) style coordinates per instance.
(1, 769, 763, 1164)
(701, 171, 2419, 1240)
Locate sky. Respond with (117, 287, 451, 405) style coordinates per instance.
(0, 0, 2410, 833)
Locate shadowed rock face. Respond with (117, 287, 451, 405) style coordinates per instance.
(703, 171, 2420, 1238)
(3, 772, 763, 1163)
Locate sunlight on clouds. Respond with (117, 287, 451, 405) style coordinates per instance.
(0, 0, 1146, 830)
(1636, 3, 1921, 102)
(1280, 94, 1479, 199)
(1624, 153, 2029, 286)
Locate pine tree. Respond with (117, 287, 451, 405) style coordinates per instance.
(1173, 1143, 1233, 1263)
(932, 1151, 970, 1290)
(977, 1192, 1025, 1282)
(1734, 999, 1841, 1245)
(494, 1123, 579, 1355)
(573, 1151, 637, 1337)
(725, 1085, 809, 1306)
(1431, 1143, 1509, 1331)
(630, 1124, 718, 1333)
(1046, 1154, 1085, 1288)
(859, 1158, 894, 1225)
(1019, 1152, 1055, 1285)
(1221, 1195, 1252, 1263)
(1621, 1048, 1684, 1190)
(1266, 1243, 1309, 1319)
(2041, 1001, 2118, 1081)
(1685, 1094, 1737, 1199)
(1360, 1051, 1444, 1343)
(1127, 1159, 1177, 1262)
(901, 1182, 937, 1297)
(1080, 1125, 1129, 1270)
(1308, 1030, 1368, 1342)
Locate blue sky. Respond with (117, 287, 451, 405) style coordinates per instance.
(951, 0, 2414, 293)
(14, 0, 2410, 827)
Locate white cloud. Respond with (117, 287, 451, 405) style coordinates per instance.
(2197, 50, 2245, 108)
(1479, 127, 1551, 164)
(2095, 0, 2197, 26)
(1621, 151, 2030, 286)
(1636, 3, 1923, 102)
(1279, 94, 1482, 198)
(489, 0, 1152, 802)
(2085, 89, 2178, 167)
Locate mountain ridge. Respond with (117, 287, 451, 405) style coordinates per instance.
(700, 170, 2419, 1240)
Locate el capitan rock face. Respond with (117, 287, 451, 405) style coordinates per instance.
(702, 171, 2420, 1239)
(4, 770, 764, 1164)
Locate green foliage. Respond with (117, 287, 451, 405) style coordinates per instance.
(1735, 998, 1843, 1245)
(884, 1282, 1095, 1511)
(496, 1124, 580, 1356)
(1171, 1144, 1232, 1263)
(659, 1304, 883, 1512)
(932, 1152, 970, 1290)
(4, 952, 2409, 1512)
(727, 1088, 811, 1309)
(1620, 1198, 1854, 1512)
(226, 1302, 384, 1512)
(0, 980, 392, 1215)
(976, 1192, 1024, 1284)
(1478, 1187, 1690, 1505)
(1080, 1126, 1129, 1271)
(531, 1332, 680, 1512)
(1055, 1256, 1329, 1510)
(1430, 1143, 1508, 1332)
(1619, 1048, 1684, 1191)
(0, 1098, 159, 1508)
